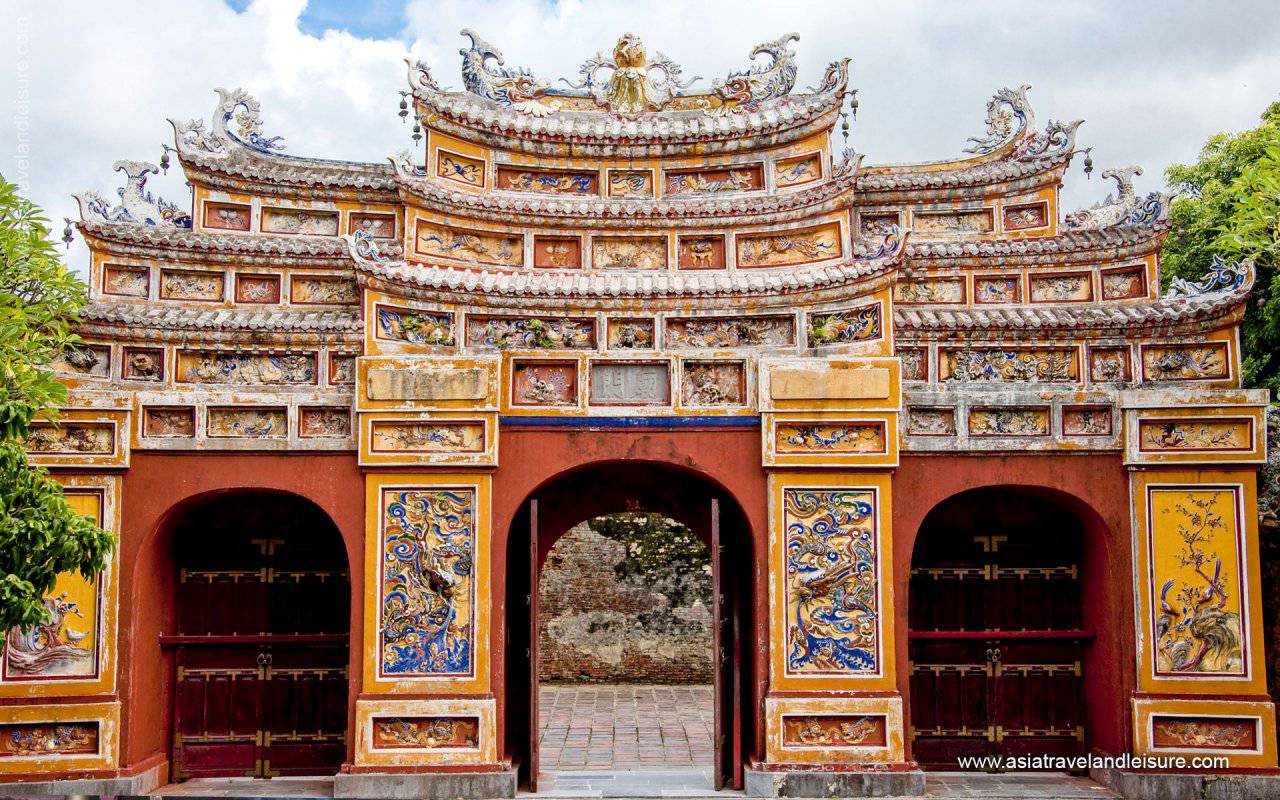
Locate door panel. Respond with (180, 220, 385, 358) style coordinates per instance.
(529, 498, 540, 793)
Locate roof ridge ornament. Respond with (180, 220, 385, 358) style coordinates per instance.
(710, 32, 800, 113)
(458, 28, 560, 117)
(565, 33, 698, 116)
(964, 85, 1035, 155)
(1165, 255, 1253, 299)
(1063, 166, 1174, 230)
(73, 160, 192, 228)
(170, 87, 285, 158)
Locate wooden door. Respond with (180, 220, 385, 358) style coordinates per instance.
(711, 499, 727, 790)
(908, 516, 1086, 768)
(528, 498, 540, 792)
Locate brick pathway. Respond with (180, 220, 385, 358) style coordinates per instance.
(538, 684, 714, 770)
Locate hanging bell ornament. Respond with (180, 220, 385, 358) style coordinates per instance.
(412, 122, 422, 145)
(160, 149, 170, 174)
(399, 95, 409, 122)
(849, 92, 859, 120)
(62, 220, 74, 249)
(1083, 148, 1094, 178)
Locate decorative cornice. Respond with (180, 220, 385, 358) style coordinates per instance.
(77, 300, 361, 345)
(78, 219, 401, 265)
(904, 219, 1168, 266)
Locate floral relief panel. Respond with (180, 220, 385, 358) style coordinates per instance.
(53, 345, 110, 379)
(375, 307, 456, 346)
(665, 316, 794, 348)
(592, 236, 667, 270)
(1138, 419, 1253, 453)
(737, 223, 841, 268)
(160, 269, 224, 301)
(0, 723, 99, 758)
(783, 489, 879, 676)
(1090, 348, 1131, 382)
(907, 408, 956, 436)
(207, 407, 288, 439)
(2, 492, 103, 681)
(894, 278, 964, 304)
(1148, 487, 1246, 677)
(379, 488, 475, 678)
(1003, 202, 1048, 231)
(103, 264, 149, 298)
(261, 208, 339, 236)
(371, 422, 486, 453)
(1062, 406, 1113, 436)
(533, 237, 582, 269)
(299, 407, 352, 439)
(349, 212, 397, 239)
(415, 222, 522, 267)
(467, 317, 594, 350)
(912, 208, 993, 235)
(1142, 343, 1230, 382)
(512, 361, 578, 406)
(941, 348, 1077, 382)
(974, 276, 1020, 304)
(681, 362, 745, 407)
(178, 351, 317, 385)
(1102, 266, 1147, 300)
(24, 424, 114, 455)
(142, 407, 195, 438)
(234, 273, 281, 304)
(202, 202, 251, 231)
(1030, 273, 1092, 303)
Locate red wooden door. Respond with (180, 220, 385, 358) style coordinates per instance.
(529, 498, 540, 792)
(169, 496, 349, 779)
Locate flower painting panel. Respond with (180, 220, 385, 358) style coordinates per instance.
(379, 489, 476, 679)
(783, 489, 879, 676)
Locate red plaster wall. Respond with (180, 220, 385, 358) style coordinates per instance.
(117, 453, 365, 772)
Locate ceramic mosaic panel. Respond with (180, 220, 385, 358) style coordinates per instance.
(907, 408, 955, 436)
(435, 149, 485, 187)
(2, 491, 105, 682)
(379, 488, 475, 677)
(495, 166, 597, 195)
(606, 170, 654, 198)
(1090, 348, 1131, 382)
(24, 424, 114, 455)
(375, 307, 456, 346)
(1151, 716, 1258, 750)
(177, 351, 317, 385)
(291, 275, 360, 305)
(806, 306, 881, 346)
(261, 207, 339, 236)
(680, 362, 745, 407)
(159, 269, 224, 301)
(781, 715, 888, 748)
(592, 236, 667, 270)
(894, 278, 964, 304)
(783, 489, 879, 675)
(328, 354, 357, 385)
(1138, 419, 1253, 453)
(53, 345, 110, 379)
(207, 407, 288, 439)
(1030, 273, 1092, 303)
(589, 362, 670, 406)
(776, 422, 886, 454)
(299, 407, 352, 439)
(913, 208, 993, 235)
(941, 348, 1077, 382)
(775, 153, 823, 188)
(969, 407, 1051, 436)
(415, 222, 521, 267)
(1142, 343, 1230, 382)
(370, 422, 486, 453)
(349, 212, 397, 239)
(898, 349, 926, 381)
(234, 273, 281, 304)
(676, 236, 725, 269)
(1062, 406, 1112, 436)
(665, 315, 794, 348)
(102, 264, 149, 298)
(664, 164, 763, 196)
(533, 236, 582, 269)
(606, 319, 655, 350)
(142, 407, 195, 438)
(467, 316, 594, 350)
(1102, 266, 1147, 300)
(0, 722, 99, 758)
(202, 202, 251, 231)
(512, 361, 578, 406)
(975, 276, 1020, 304)
(737, 223, 841, 268)
(1003, 202, 1048, 231)
(372, 717, 479, 749)
(122, 347, 164, 381)
(1147, 486, 1246, 677)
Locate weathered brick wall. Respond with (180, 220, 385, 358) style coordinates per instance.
(538, 521, 712, 683)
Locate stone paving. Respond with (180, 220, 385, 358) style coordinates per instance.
(539, 685, 715, 770)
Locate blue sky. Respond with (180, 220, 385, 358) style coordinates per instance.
(226, 0, 408, 39)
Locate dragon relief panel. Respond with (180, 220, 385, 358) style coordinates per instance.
(680, 362, 745, 407)
(376, 307, 456, 346)
(371, 422, 486, 453)
(941, 348, 1077, 382)
(159, 269, 224, 302)
(664, 164, 763, 196)
(435, 150, 485, 188)
(1151, 717, 1257, 750)
(234, 273, 281, 304)
(665, 316, 794, 348)
(372, 717, 480, 750)
(592, 236, 667, 270)
(1139, 419, 1252, 452)
(784, 489, 879, 676)
(781, 715, 887, 748)
(1142, 343, 1230, 382)
(379, 489, 475, 677)
(0, 723, 99, 758)
(969, 407, 1051, 436)
(291, 276, 360, 305)
(415, 222, 522, 267)
(776, 422, 885, 454)
(894, 278, 964, 304)
(207, 407, 288, 439)
(806, 306, 881, 347)
(775, 153, 822, 188)
(606, 170, 654, 198)
(737, 223, 840, 268)
(178, 351, 317, 385)
(467, 317, 594, 350)
(495, 166, 597, 195)
(974, 276, 1020, 304)
(1149, 487, 1246, 677)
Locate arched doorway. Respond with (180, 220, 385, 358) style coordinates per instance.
(907, 488, 1089, 768)
(502, 462, 756, 792)
(165, 490, 350, 779)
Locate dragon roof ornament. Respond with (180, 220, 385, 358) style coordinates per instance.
(962, 85, 1082, 163)
(74, 160, 192, 228)
(170, 87, 285, 159)
(1165, 255, 1253, 299)
(1063, 166, 1175, 231)
(710, 32, 800, 113)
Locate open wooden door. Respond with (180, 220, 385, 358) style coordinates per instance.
(711, 498, 736, 791)
(529, 498, 540, 792)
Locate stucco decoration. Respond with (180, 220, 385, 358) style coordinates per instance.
(170, 87, 285, 158)
(1064, 166, 1175, 231)
(567, 34, 697, 117)
(380, 489, 476, 678)
(1166, 255, 1253, 299)
(74, 161, 192, 228)
(459, 28, 559, 117)
(710, 33, 799, 114)
(964, 85, 1034, 154)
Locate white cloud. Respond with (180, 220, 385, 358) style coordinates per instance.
(2, 0, 1278, 272)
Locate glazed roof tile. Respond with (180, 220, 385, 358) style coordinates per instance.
(81, 301, 361, 333)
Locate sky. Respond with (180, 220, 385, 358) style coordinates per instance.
(3, 0, 1279, 272)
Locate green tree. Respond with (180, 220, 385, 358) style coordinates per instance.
(0, 175, 115, 632)
(1163, 101, 1280, 390)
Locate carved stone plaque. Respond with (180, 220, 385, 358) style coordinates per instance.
(367, 367, 488, 401)
(589, 363, 669, 406)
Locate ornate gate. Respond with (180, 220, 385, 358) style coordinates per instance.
(167, 494, 350, 779)
(908, 496, 1088, 768)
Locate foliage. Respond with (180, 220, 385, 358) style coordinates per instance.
(588, 513, 710, 607)
(1162, 101, 1280, 390)
(0, 175, 115, 632)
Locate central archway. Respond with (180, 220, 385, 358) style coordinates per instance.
(502, 461, 757, 792)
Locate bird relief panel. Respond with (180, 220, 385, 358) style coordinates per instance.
(379, 488, 476, 679)
(783, 489, 880, 677)
(1147, 486, 1247, 678)
(2, 492, 104, 683)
